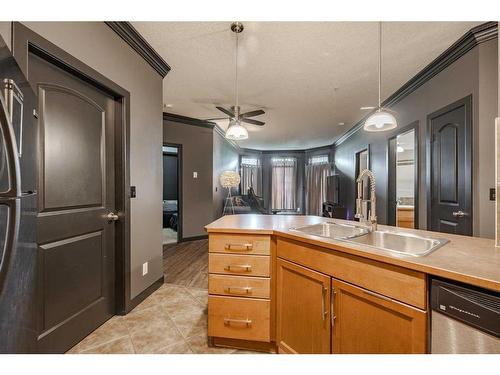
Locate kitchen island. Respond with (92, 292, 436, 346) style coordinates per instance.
(205, 214, 500, 354)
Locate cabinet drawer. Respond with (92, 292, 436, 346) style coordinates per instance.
(277, 237, 427, 309)
(209, 253, 270, 277)
(209, 234, 271, 255)
(208, 296, 270, 342)
(209, 274, 270, 299)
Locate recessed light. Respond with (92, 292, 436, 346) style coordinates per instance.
(164, 104, 173, 108)
(338, 122, 345, 126)
(360, 106, 376, 110)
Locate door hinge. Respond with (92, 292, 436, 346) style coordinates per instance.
(33, 109, 39, 119)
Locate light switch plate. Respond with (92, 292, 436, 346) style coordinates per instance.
(142, 262, 148, 276)
(193, 171, 198, 179)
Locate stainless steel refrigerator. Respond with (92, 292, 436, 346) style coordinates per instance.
(0, 33, 38, 353)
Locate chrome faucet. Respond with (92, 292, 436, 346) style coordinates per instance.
(355, 169, 377, 231)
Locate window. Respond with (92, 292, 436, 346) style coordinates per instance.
(271, 157, 298, 210)
(241, 157, 259, 166)
(305, 155, 332, 215)
(309, 155, 329, 165)
(240, 156, 262, 196)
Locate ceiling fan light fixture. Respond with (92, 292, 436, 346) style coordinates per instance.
(225, 119, 248, 140)
(363, 109, 398, 132)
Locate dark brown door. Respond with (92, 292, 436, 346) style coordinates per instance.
(28, 52, 116, 352)
(428, 96, 472, 236)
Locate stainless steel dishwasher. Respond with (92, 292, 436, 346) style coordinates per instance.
(431, 278, 500, 353)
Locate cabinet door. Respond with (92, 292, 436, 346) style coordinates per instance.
(276, 258, 330, 354)
(332, 279, 427, 354)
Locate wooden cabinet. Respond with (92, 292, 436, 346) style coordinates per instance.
(331, 279, 427, 353)
(208, 233, 273, 351)
(276, 258, 331, 354)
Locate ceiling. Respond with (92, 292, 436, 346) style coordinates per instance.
(133, 21, 481, 150)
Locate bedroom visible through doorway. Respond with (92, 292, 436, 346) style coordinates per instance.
(163, 145, 181, 245)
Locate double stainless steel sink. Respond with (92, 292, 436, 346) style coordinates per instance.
(290, 222, 449, 257)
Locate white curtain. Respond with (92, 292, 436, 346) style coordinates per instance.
(305, 162, 332, 215)
(240, 161, 262, 196)
(271, 158, 297, 210)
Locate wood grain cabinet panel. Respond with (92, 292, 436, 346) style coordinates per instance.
(209, 253, 270, 277)
(276, 258, 331, 354)
(277, 237, 427, 309)
(209, 234, 271, 255)
(208, 296, 270, 342)
(332, 279, 427, 354)
(209, 274, 270, 299)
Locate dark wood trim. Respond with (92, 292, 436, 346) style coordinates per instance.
(179, 234, 208, 242)
(426, 95, 473, 233)
(163, 112, 215, 129)
(163, 142, 183, 243)
(126, 276, 164, 313)
(387, 121, 420, 229)
(163, 111, 243, 153)
(11, 22, 132, 316)
(105, 22, 171, 78)
(334, 21, 497, 148)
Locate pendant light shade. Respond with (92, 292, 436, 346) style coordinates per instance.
(363, 109, 398, 132)
(363, 22, 398, 132)
(225, 119, 248, 140)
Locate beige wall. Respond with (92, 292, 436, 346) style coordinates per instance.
(0, 22, 164, 299)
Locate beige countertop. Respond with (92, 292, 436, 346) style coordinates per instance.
(205, 214, 500, 292)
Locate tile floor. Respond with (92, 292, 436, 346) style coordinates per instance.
(67, 283, 242, 354)
(67, 239, 261, 354)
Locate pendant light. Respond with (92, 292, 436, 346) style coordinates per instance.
(225, 22, 249, 140)
(363, 22, 398, 132)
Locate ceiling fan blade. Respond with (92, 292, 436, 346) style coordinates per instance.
(205, 117, 228, 121)
(241, 118, 265, 126)
(240, 109, 265, 118)
(216, 106, 235, 118)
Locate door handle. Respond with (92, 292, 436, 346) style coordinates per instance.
(321, 286, 327, 321)
(452, 210, 468, 217)
(0, 86, 21, 197)
(106, 212, 119, 222)
(331, 287, 336, 327)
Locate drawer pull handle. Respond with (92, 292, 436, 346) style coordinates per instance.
(224, 318, 252, 327)
(224, 264, 252, 272)
(224, 243, 253, 251)
(225, 286, 252, 295)
(363, 289, 392, 302)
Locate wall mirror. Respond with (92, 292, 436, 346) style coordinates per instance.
(388, 125, 418, 228)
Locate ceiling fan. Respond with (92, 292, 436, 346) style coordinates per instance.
(207, 106, 266, 127)
(206, 22, 266, 140)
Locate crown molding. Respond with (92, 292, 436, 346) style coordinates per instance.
(163, 112, 215, 128)
(333, 21, 498, 147)
(105, 22, 171, 78)
(163, 112, 243, 152)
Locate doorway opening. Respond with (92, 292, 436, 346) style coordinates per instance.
(163, 144, 181, 245)
(388, 125, 418, 229)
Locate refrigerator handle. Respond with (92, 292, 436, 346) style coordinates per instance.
(0, 199, 20, 296)
(0, 90, 21, 197)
